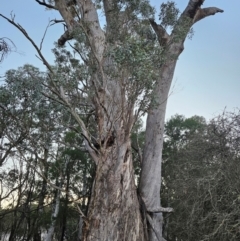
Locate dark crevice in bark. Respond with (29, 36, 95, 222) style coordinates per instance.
(120, 174, 123, 185)
(93, 132, 115, 149)
(124, 149, 129, 163)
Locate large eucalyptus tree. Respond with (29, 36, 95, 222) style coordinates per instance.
(0, 0, 223, 240)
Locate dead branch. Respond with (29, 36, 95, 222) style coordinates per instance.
(58, 30, 73, 46)
(149, 18, 170, 47)
(0, 13, 53, 73)
(35, 0, 56, 10)
(50, 19, 65, 26)
(148, 207, 174, 213)
(40, 20, 51, 50)
(182, 0, 223, 23)
(193, 7, 224, 23)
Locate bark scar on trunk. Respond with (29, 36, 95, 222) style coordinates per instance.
(124, 149, 129, 163)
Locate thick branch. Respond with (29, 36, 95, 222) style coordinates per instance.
(193, 7, 224, 23)
(103, 0, 114, 27)
(148, 207, 174, 213)
(182, 0, 223, 24)
(183, 0, 205, 19)
(58, 30, 73, 46)
(149, 18, 170, 47)
(76, 0, 105, 61)
(55, 0, 75, 31)
(170, 1, 223, 45)
(59, 86, 99, 164)
(55, 0, 105, 61)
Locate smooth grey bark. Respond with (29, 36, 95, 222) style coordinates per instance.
(140, 1, 223, 240)
(45, 157, 69, 241)
(140, 60, 177, 241)
(78, 217, 83, 241)
(44, 180, 61, 241)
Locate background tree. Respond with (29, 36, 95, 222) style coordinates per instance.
(0, 65, 92, 241)
(161, 111, 240, 241)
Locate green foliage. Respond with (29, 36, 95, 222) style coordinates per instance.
(0, 62, 96, 240)
(63, 148, 85, 161)
(163, 114, 206, 157)
(161, 112, 240, 241)
(112, 37, 158, 87)
(159, 1, 180, 28)
(120, 0, 155, 18)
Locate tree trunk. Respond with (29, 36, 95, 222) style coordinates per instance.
(60, 169, 70, 241)
(83, 139, 145, 241)
(140, 59, 178, 241)
(78, 217, 83, 241)
(44, 180, 61, 241)
(33, 149, 49, 241)
(139, 2, 224, 240)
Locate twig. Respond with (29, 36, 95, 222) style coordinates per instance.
(148, 207, 174, 213)
(40, 20, 51, 51)
(68, 41, 88, 64)
(76, 204, 86, 218)
(35, 0, 56, 10)
(0, 13, 53, 73)
(50, 19, 65, 26)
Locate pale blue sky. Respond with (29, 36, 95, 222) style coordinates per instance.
(1, 0, 240, 120)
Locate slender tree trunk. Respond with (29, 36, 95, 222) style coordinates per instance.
(32, 175, 48, 241)
(44, 180, 61, 241)
(33, 149, 49, 241)
(60, 171, 70, 241)
(78, 217, 83, 241)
